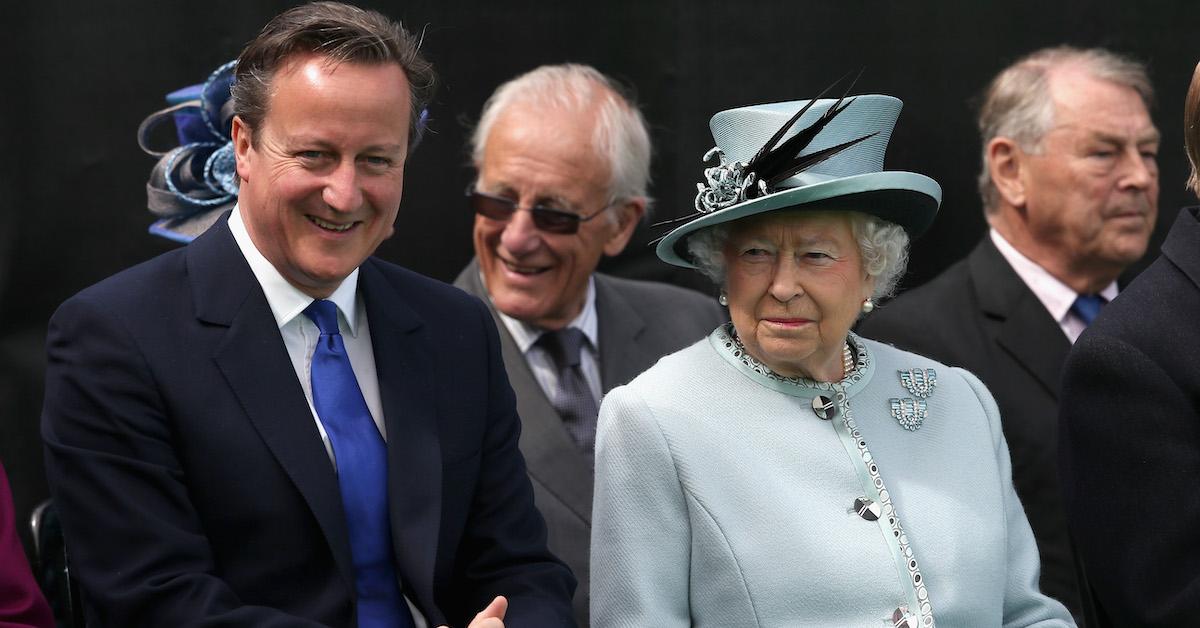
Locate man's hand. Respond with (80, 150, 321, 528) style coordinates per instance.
(438, 595, 507, 628)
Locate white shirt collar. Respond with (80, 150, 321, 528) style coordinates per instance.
(492, 275, 598, 353)
(990, 229, 1118, 322)
(229, 206, 361, 336)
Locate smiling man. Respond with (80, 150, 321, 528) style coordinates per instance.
(859, 46, 1159, 623)
(41, 4, 574, 627)
(453, 64, 726, 625)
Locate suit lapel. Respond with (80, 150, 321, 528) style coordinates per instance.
(1163, 207, 1200, 291)
(359, 260, 442, 607)
(968, 237, 1071, 398)
(454, 259, 594, 523)
(594, 274, 651, 392)
(190, 219, 355, 589)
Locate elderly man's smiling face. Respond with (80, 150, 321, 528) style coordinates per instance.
(232, 54, 411, 298)
(473, 104, 641, 330)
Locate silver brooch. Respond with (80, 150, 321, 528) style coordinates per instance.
(890, 368, 937, 432)
(693, 147, 768, 214)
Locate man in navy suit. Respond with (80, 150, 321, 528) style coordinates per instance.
(41, 3, 574, 627)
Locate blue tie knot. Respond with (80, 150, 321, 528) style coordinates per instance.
(1070, 294, 1107, 326)
(304, 299, 341, 336)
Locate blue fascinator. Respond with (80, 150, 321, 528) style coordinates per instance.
(137, 61, 238, 243)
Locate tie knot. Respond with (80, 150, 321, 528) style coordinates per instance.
(303, 299, 341, 336)
(1070, 294, 1107, 326)
(537, 327, 588, 369)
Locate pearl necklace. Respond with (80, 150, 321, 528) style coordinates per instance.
(842, 342, 854, 379)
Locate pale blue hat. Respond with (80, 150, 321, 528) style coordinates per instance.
(657, 94, 942, 268)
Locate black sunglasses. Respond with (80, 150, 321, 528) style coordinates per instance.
(467, 189, 614, 235)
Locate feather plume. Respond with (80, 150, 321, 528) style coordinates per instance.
(744, 70, 869, 197)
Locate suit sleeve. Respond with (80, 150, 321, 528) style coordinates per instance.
(445, 298, 577, 626)
(1059, 331, 1200, 626)
(590, 385, 691, 627)
(957, 369, 1075, 627)
(41, 293, 326, 627)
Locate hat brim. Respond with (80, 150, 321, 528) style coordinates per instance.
(656, 171, 941, 268)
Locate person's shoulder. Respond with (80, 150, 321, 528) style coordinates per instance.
(598, 272, 714, 303)
(365, 257, 483, 310)
(863, 336, 988, 398)
(596, 273, 725, 323)
(868, 256, 973, 320)
(620, 334, 715, 391)
(60, 248, 189, 316)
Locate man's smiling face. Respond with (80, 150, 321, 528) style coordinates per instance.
(232, 54, 411, 298)
(473, 104, 636, 329)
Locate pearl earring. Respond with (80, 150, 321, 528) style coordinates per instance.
(861, 298, 875, 313)
(718, 292, 729, 306)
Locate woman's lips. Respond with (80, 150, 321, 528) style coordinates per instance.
(763, 317, 812, 328)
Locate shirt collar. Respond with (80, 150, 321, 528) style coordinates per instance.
(229, 206, 361, 335)
(492, 275, 598, 353)
(990, 229, 1118, 321)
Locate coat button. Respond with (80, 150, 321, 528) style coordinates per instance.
(891, 606, 913, 628)
(853, 497, 881, 521)
(812, 395, 838, 420)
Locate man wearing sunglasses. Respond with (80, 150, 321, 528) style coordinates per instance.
(454, 64, 726, 625)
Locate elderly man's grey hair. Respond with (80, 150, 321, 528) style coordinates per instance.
(685, 211, 910, 302)
(470, 63, 653, 214)
(976, 46, 1153, 214)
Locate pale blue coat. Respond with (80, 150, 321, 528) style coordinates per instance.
(591, 325, 1073, 627)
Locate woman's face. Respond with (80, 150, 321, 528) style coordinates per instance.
(723, 210, 874, 381)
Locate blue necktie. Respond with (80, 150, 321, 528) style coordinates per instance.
(304, 300, 414, 628)
(1070, 294, 1107, 326)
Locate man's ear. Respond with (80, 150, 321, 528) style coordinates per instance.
(602, 198, 647, 257)
(231, 116, 253, 183)
(988, 136, 1028, 208)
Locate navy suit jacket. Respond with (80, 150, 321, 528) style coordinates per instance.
(1060, 207, 1200, 627)
(41, 218, 575, 627)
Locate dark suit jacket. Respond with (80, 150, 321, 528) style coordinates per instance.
(857, 236, 1083, 620)
(41, 219, 575, 627)
(1059, 207, 1200, 627)
(455, 259, 726, 625)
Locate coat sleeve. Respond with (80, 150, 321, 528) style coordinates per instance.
(957, 368, 1075, 627)
(590, 384, 691, 627)
(1059, 330, 1200, 626)
(41, 293, 328, 627)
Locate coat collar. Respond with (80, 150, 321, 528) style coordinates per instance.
(1161, 206, 1200, 291)
(968, 237, 1071, 398)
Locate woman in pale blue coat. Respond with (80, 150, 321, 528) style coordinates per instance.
(590, 93, 1074, 627)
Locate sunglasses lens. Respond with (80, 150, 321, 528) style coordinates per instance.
(531, 208, 581, 234)
(471, 193, 517, 221)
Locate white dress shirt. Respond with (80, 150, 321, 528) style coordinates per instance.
(229, 207, 385, 464)
(492, 276, 603, 405)
(229, 208, 428, 627)
(991, 229, 1118, 343)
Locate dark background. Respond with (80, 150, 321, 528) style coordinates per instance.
(3, 1, 1198, 554)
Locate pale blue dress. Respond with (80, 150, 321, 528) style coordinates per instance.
(591, 324, 1074, 627)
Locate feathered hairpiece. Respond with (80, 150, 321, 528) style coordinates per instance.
(653, 72, 877, 240)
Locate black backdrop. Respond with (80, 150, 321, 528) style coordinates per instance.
(2, 0, 1198, 550)
(6, 0, 1200, 332)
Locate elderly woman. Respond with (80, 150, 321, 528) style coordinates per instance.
(590, 94, 1074, 627)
